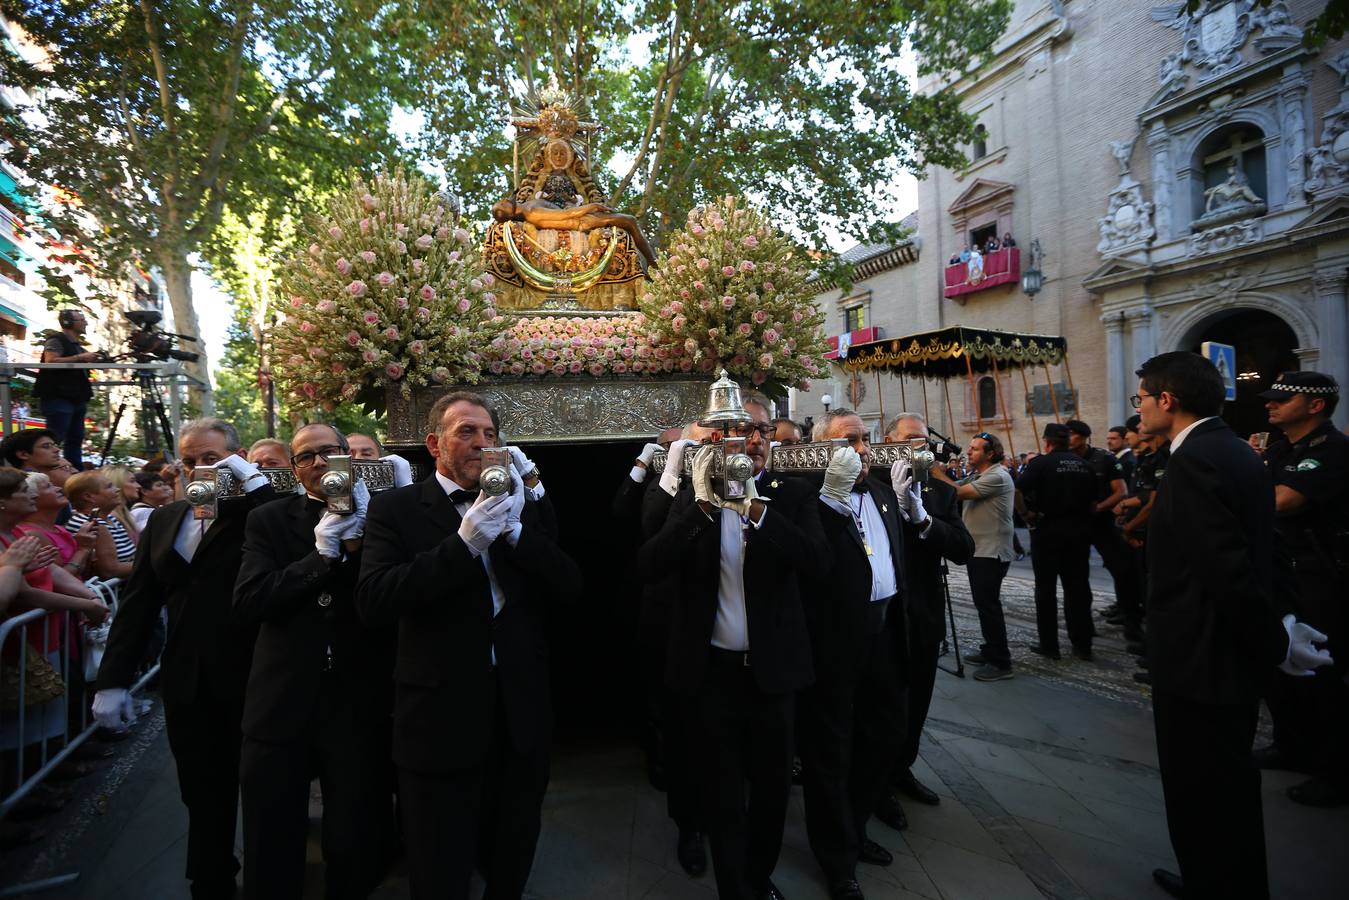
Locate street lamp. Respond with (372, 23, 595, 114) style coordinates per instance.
(1021, 238, 1044, 298)
(821, 393, 833, 412)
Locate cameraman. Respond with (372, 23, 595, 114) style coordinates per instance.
(35, 309, 101, 468)
(930, 432, 1015, 681)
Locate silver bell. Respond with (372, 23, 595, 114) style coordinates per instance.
(700, 368, 752, 429)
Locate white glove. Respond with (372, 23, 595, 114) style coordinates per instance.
(457, 491, 511, 556)
(637, 442, 661, 466)
(92, 687, 136, 732)
(821, 446, 862, 505)
(1280, 615, 1335, 677)
(381, 454, 413, 488)
(507, 446, 537, 478)
(315, 508, 350, 559)
(692, 445, 722, 509)
(892, 461, 915, 517)
(660, 438, 696, 496)
(217, 453, 265, 491)
(721, 471, 760, 518)
(341, 480, 371, 540)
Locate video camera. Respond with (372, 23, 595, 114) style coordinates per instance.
(124, 309, 200, 363)
(927, 427, 962, 464)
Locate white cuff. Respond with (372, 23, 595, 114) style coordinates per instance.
(526, 482, 545, 501)
(629, 465, 648, 484)
(241, 472, 268, 493)
(505, 522, 523, 547)
(819, 495, 851, 516)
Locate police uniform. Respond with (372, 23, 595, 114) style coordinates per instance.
(1070, 426, 1139, 632)
(1119, 444, 1169, 623)
(1259, 371, 1349, 802)
(1016, 426, 1098, 657)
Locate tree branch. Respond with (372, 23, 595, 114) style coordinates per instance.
(187, 1, 253, 214)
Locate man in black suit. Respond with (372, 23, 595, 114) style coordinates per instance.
(613, 424, 713, 877)
(637, 395, 828, 900)
(357, 391, 580, 900)
(1134, 351, 1333, 899)
(234, 424, 407, 899)
(798, 408, 909, 900)
(92, 418, 278, 900)
(874, 414, 973, 828)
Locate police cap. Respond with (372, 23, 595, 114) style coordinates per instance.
(1064, 419, 1091, 437)
(1257, 371, 1339, 401)
(1043, 423, 1071, 443)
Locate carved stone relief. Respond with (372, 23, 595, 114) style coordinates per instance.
(1187, 219, 1263, 256)
(1305, 51, 1349, 197)
(1098, 179, 1156, 255)
(1151, 1, 1303, 91)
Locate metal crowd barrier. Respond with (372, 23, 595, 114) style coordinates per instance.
(1, 578, 150, 827)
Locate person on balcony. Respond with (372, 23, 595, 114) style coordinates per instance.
(1002, 233, 1017, 248)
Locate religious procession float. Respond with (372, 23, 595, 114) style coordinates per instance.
(270, 80, 830, 448)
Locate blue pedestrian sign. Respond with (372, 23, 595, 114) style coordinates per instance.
(1201, 341, 1237, 401)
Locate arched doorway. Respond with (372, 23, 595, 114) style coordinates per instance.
(1184, 309, 1298, 437)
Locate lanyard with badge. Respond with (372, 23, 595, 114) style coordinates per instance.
(849, 494, 873, 556)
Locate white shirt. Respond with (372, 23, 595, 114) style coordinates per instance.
(171, 471, 267, 562)
(708, 475, 769, 651)
(822, 490, 898, 603)
(1168, 416, 1218, 454)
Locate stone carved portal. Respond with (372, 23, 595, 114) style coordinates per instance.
(482, 77, 652, 312)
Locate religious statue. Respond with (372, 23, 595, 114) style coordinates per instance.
(1203, 159, 1264, 216)
(482, 77, 652, 311)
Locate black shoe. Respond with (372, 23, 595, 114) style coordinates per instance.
(874, 793, 909, 831)
(676, 829, 707, 877)
(761, 879, 786, 900)
(829, 878, 865, 900)
(1099, 604, 1120, 618)
(189, 879, 238, 900)
(1251, 744, 1301, 772)
(1122, 624, 1145, 643)
(895, 769, 940, 806)
(1126, 641, 1147, 656)
(964, 652, 989, 666)
(1072, 645, 1093, 661)
(858, 837, 893, 866)
(973, 663, 1015, 682)
(791, 756, 804, 785)
(1152, 868, 1184, 899)
(1287, 776, 1349, 808)
(1132, 671, 1152, 685)
(1029, 644, 1061, 660)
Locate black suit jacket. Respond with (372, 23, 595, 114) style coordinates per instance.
(234, 493, 395, 743)
(806, 476, 909, 685)
(636, 474, 829, 695)
(899, 478, 974, 645)
(1147, 418, 1287, 705)
(356, 475, 581, 774)
(97, 487, 277, 710)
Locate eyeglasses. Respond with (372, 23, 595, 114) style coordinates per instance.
(728, 423, 776, 438)
(1129, 392, 1159, 409)
(290, 445, 344, 468)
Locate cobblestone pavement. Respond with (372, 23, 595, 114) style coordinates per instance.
(4, 568, 1345, 899)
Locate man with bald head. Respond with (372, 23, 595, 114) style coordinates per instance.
(235, 423, 409, 898)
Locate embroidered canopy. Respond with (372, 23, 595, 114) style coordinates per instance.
(838, 326, 1067, 379)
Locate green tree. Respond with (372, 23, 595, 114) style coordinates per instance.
(0, 0, 408, 407)
(389, 0, 1011, 257)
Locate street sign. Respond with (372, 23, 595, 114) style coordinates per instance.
(1201, 341, 1237, 401)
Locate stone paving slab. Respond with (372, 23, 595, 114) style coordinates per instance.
(6, 571, 1348, 899)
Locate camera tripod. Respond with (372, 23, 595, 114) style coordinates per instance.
(935, 562, 965, 678)
(101, 369, 176, 461)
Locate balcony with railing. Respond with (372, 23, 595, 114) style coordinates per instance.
(943, 247, 1020, 299)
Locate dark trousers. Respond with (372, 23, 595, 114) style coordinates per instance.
(239, 692, 395, 899)
(692, 652, 795, 900)
(397, 676, 550, 900)
(799, 606, 906, 883)
(1266, 665, 1349, 785)
(40, 397, 86, 469)
(1090, 515, 1140, 624)
(1029, 525, 1094, 651)
(1152, 690, 1268, 899)
(163, 690, 244, 898)
(663, 684, 701, 831)
(898, 623, 940, 773)
(966, 557, 1011, 668)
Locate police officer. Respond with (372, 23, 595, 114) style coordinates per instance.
(1065, 421, 1138, 641)
(1255, 371, 1349, 808)
(1015, 423, 1098, 660)
(1115, 416, 1170, 684)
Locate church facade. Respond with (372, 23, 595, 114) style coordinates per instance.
(805, 0, 1349, 453)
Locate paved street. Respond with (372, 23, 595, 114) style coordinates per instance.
(6, 566, 1348, 899)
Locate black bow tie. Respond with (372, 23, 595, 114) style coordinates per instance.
(305, 496, 327, 512)
(448, 489, 477, 506)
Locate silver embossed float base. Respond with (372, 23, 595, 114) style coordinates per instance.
(385, 378, 713, 445)
(650, 439, 934, 476)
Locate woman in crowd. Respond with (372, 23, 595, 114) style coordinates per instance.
(62, 472, 136, 580)
(16, 472, 96, 578)
(102, 466, 142, 540)
(129, 470, 173, 531)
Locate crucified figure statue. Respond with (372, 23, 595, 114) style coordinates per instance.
(491, 197, 656, 267)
